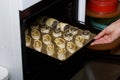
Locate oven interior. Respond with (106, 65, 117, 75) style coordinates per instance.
(20, 0, 92, 80)
(20, 0, 100, 80)
(19, 0, 120, 80)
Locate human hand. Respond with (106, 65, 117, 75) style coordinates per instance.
(91, 19, 120, 45)
(89, 19, 120, 50)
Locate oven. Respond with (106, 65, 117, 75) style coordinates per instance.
(20, 0, 95, 80)
(19, 0, 120, 80)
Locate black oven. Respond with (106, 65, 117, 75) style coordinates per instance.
(20, 0, 88, 79)
(19, 0, 98, 80)
(20, 0, 120, 80)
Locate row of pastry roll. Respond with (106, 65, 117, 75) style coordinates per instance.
(25, 16, 91, 61)
(26, 32, 90, 61)
(26, 32, 77, 60)
(41, 29, 87, 49)
(36, 16, 77, 33)
(36, 16, 91, 40)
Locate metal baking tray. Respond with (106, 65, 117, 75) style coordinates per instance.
(23, 16, 96, 64)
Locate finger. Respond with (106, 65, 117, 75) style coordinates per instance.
(91, 38, 104, 45)
(90, 39, 102, 45)
(94, 28, 107, 39)
(91, 35, 113, 45)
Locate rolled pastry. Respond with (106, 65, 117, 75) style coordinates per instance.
(37, 16, 48, 26)
(57, 22, 71, 31)
(42, 34, 52, 45)
(67, 42, 77, 54)
(54, 38, 66, 48)
(82, 30, 91, 40)
(46, 43, 55, 56)
(30, 23, 39, 30)
(31, 29, 40, 40)
(75, 35, 85, 48)
(69, 27, 78, 35)
(57, 48, 67, 61)
(25, 29, 29, 35)
(45, 18, 59, 28)
(33, 39, 42, 52)
(52, 28, 62, 37)
(40, 26, 50, 33)
(25, 35, 31, 47)
(63, 32, 73, 41)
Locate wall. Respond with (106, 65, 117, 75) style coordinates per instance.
(0, 0, 23, 80)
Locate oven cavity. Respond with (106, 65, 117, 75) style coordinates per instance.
(25, 16, 95, 61)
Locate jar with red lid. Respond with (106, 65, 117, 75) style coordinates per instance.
(87, 0, 118, 13)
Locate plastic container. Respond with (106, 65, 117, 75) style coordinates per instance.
(90, 16, 120, 30)
(87, 0, 118, 13)
(0, 66, 9, 80)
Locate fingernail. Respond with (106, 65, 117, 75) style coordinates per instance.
(90, 43, 94, 45)
(94, 36, 97, 39)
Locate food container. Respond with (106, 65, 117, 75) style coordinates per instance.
(87, 0, 118, 13)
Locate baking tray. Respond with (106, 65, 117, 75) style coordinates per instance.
(23, 16, 96, 64)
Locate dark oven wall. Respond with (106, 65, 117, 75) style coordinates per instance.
(40, 0, 77, 23)
(20, 0, 78, 24)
